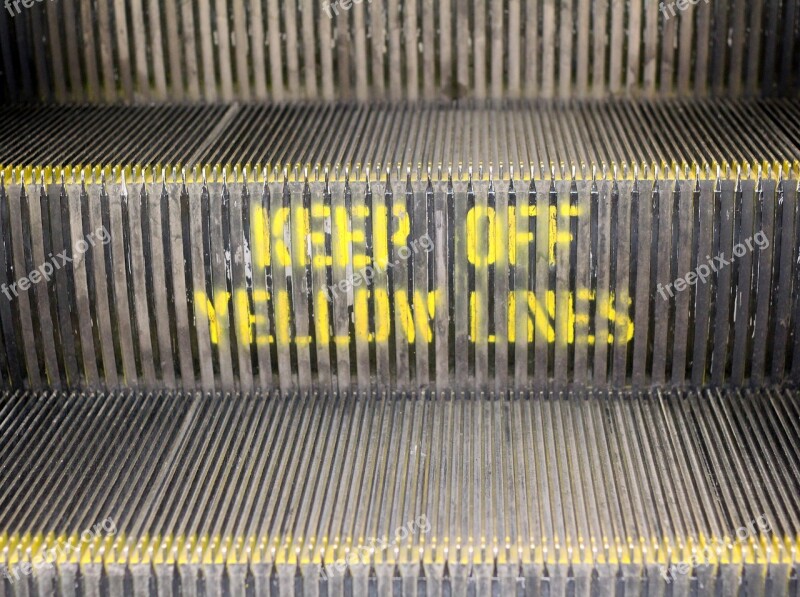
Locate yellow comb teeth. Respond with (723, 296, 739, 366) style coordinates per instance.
(1, 101, 800, 185)
(3, 159, 800, 187)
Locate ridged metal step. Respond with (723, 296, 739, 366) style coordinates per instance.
(1, 0, 797, 103)
(2, 99, 800, 169)
(1, 388, 799, 596)
(0, 165, 799, 392)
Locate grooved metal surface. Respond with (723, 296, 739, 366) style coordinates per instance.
(0, 169, 799, 392)
(0, 389, 799, 596)
(1, 0, 798, 103)
(1, 99, 800, 170)
(3, 3, 800, 597)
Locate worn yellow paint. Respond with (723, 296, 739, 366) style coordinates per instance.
(1, 161, 796, 186)
(252, 204, 271, 269)
(194, 291, 231, 344)
(193, 287, 633, 348)
(466, 204, 580, 266)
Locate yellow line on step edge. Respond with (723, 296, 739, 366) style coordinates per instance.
(0, 161, 798, 186)
(0, 533, 797, 567)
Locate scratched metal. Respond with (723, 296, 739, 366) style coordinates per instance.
(1, 0, 798, 103)
(0, 167, 797, 393)
(0, 389, 798, 596)
(1, 100, 800, 168)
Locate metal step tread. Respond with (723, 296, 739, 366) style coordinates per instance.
(0, 388, 798, 595)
